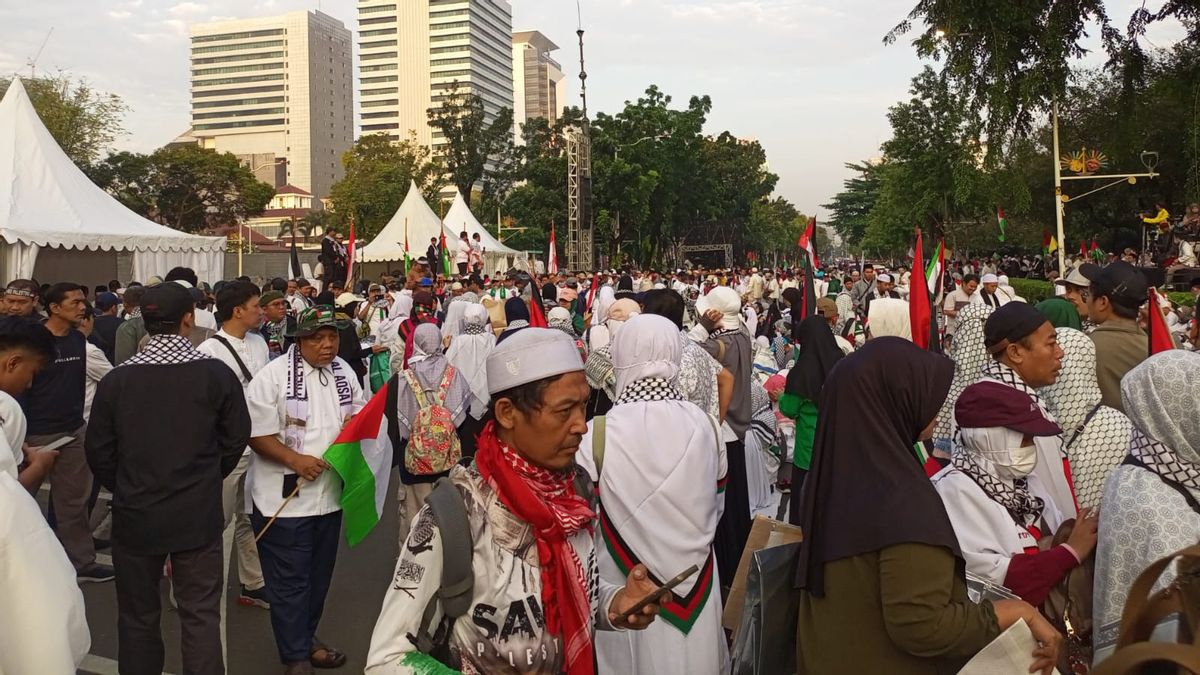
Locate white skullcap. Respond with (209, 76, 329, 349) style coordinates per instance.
(998, 275, 1010, 284)
(877, 273, 894, 284)
(981, 273, 1000, 284)
(486, 327, 584, 394)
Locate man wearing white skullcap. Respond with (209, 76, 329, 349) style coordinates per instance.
(862, 272, 901, 318)
(973, 273, 1010, 308)
(688, 286, 754, 587)
(367, 328, 666, 675)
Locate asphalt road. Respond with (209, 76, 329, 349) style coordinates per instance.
(66, 486, 404, 675)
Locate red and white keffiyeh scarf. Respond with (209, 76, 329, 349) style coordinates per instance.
(475, 421, 595, 675)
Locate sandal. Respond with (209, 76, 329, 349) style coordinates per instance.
(309, 640, 347, 669)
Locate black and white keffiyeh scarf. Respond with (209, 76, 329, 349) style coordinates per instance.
(614, 377, 682, 406)
(123, 334, 208, 366)
(981, 360, 1050, 412)
(463, 323, 487, 336)
(1130, 429, 1200, 489)
(952, 433, 1046, 525)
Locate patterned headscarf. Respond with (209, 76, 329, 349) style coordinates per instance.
(1120, 350, 1200, 489)
(934, 303, 995, 442)
(952, 425, 1045, 525)
(1041, 328, 1132, 506)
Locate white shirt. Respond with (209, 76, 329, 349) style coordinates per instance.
(942, 288, 974, 335)
(245, 355, 366, 517)
(83, 341, 113, 423)
(194, 307, 218, 330)
(0, 391, 26, 478)
(455, 239, 471, 264)
(198, 329, 270, 389)
(0, 451, 90, 673)
(287, 293, 310, 316)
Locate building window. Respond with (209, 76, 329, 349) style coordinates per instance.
(192, 73, 286, 86)
(193, 118, 285, 130)
(193, 106, 286, 120)
(192, 28, 285, 43)
(359, 63, 398, 72)
(358, 16, 396, 26)
(360, 51, 397, 60)
(361, 75, 399, 84)
(191, 39, 286, 55)
(361, 87, 399, 96)
(192, 62, 283, 77)
(193, 95, 286, 109)
(360, 28, 397, 37)
(358, 4, 397, 13)
(192, 50, 285, 65)
(361, 122, 400, 131)
(192, 84, 285, 97)
(362, 99, 399, 108)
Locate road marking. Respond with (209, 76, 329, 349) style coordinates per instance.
(79, 653, 175, 675)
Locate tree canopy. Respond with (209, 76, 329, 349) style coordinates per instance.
(326, 132, 443, 240)
(0, 73, 127, 168)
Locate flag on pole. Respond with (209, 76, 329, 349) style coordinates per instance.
(403, 218, 411, 275)
(288, 228, 301, 280)
(346, 219, 357, 285)
(909, 229, 939, 352)
(797, 216, 820, 269)
(548, 221, 559, 274)
(528, 285, 548, 328)
(924, 240, 944, 292)
(1090, 239, 1103, 262)
(1147, 288, 1175, 356)
(1042, 232, 1058, 255)
(996, 207, 1008, 242)
(440, 230, 452, 276)
(323, 377, 397, 546)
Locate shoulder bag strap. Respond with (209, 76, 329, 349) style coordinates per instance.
(1064, 402, 1105, 450)
(1115, 544, 1200, 649)
(436, 365, 456, 404)
(412, 477, 475, 654)
(405, 369, 429, 409)
(212, 335, 254, 383)
(591, 415, 606, 476)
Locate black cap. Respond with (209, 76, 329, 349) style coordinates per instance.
(984, 302, 1050, 355)
(141, 283, 195, 325)
(1080, 261, 1147, 309)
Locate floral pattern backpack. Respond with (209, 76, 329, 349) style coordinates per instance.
(403, 366, 462, 475)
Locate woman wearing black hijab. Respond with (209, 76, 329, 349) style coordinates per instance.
(779, 315, 842, 519)
(793, 337, 1060, 675)
(614, 273, 636, 300)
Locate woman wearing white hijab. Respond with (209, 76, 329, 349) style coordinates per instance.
(584, 299, 640, 401)
(586, 286, 618, 351)
(1093, 351, 1200, 664)
(377, 292, 413, 349)
(440, 292, 479, 343)
(866, 297, 913, 341)
(579, 314, 728, 675)
(444, 304, 494, 457)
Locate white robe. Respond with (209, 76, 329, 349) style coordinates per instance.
(580, 400, 729, 675)
(932, 467, 1064, 586)
(0, 439, 90, 673)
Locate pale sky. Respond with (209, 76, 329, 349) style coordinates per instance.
(0, 1, 1185, 216)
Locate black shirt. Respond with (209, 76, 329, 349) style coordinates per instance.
(24, 328, 86, 435)
(85, 358, 250, 555)
(92, 314, 124, 364)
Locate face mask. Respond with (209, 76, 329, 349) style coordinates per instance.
(997, 444, 1039, 479)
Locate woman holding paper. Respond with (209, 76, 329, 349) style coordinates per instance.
(793, 338, 1061, 674)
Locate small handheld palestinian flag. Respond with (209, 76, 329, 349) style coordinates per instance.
(1147, 288, 1175, 356)
(996, 207, 1008, 242)
(323, 377, 396, 546)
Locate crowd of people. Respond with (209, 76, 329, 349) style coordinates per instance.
(0, 249, 1197, 675)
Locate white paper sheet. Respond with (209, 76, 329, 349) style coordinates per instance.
(958, 618, 1061, 675)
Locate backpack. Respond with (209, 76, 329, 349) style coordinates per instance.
(411, 426, 602, 662)
(403, 366, 462, 476)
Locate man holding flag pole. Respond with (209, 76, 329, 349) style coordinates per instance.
(245, 306, 369, 674)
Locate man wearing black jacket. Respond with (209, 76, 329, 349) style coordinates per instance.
(86, 283, 251, 675)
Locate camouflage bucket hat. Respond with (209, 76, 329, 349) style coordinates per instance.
(287, 305, 351, 337)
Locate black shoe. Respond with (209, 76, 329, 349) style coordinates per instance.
(238, 585, 270, 609)
(77, 563, 115, 583)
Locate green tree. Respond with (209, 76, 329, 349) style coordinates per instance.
(823, 161, 882, 245)
(90, 145, 274, 233)
(884, 0, 1197, 163)
(0, 73, 127, 168)
(426, 81, 515, 199)
(326, 132, 443, 240)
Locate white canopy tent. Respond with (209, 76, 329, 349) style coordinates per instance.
(359, 180, 455, 264)
(0, 78, 225, 285)
(442, 189, 526, 273)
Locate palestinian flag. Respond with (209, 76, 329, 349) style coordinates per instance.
(440, 230, 453, 276)
(1090, 239, 1104, 262)
(548, 221, 559, 274)
(1147, 288, 1175, 356)
(796, 216, 819, 319)
(909, 230, 939, 352)
(924, 240, 945, 295)
(996, 207, 1008, 242)
(323, 377, 397, 546)
(403, 217, 412, 275)
(346, 219, 357, 285)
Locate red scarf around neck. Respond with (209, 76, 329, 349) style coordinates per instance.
(475, 421, 595, 675)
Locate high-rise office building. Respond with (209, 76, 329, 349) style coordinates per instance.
(511, 30, 566, 141)
(189, 11, 352, 204)
(357, 0, 513, 151)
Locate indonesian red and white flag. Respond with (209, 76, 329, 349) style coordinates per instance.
(548, 221, 559, 274)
